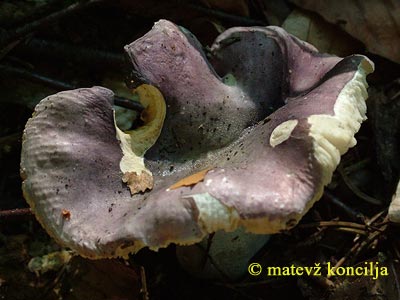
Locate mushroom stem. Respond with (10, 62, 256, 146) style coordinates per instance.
(176, 228, 270, 280)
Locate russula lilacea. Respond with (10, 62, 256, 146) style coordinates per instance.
(21, 19, 374, 272)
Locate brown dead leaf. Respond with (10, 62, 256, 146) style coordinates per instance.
(291, 0, 400, 63)
(258, 0, 292, 26)
(168, 168, 212, 190)
(282, 9, 362, 57)
(122, 171, 153, 194)
(64, 257, 140, 300)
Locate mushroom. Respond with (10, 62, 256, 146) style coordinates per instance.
(21, 20, 374, 279)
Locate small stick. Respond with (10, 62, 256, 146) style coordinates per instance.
(295, 227, 327, 248)
(332, 227, 367, 236)
(14, 38, 125, 70)
(0, 64, 144, 112)
(389, 259, 400, 298)
(324, 190, 364, 221)
(293, 261, 335, 289)
(366, 209, 387, 226)
(39, 263, 69, 300)
(350, 219, 389, 263)
(299, 221, 367, 230)
(0, 208, 32, 218)
(0, 63, 73, 90)
(328, 216, 389, 276)
(308, 273, 335, 289)
(187, 4, 266, 26)
(1, 0, 104, 49)
(1, 0, 61, 28)
(327, 242, 359, 278)
(114, 96, 144, 112)
(140, 266, 149, 300)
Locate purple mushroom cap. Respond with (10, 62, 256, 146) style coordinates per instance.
(21, 20, 374, 259)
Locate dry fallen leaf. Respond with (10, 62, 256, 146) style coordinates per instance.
(282, 9, 362, 57)
(65, 257, 141, 300)
(122, 171, 154, 194)
(168, 168, 212, 190)
(291, 0, 400, 63)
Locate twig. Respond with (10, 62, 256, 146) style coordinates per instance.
(324, 190, 364, 221)
(0, 0, 104, 49)
(328, 216, 389, 277)
(0, 208, 33, 218)
(299, 221, 368, 231)
(0, 64, 144, 112)
(14, 38, 125, 70)
(114, 96, 144, 112)
(39, 263, 68, 300)
(295, 227, 327, 248)
(0, 40, 20, 61)
(293, 261, 335, 289)
(332, 227, 367, 236)
(366, 209, 387, 226)
(327, 242, 359, 278)
(389, 259, 400, 298)
(350, 218, 389, 263)
(140, 266, 149, 300)
(186, 4, 266, 26)
(308, 273, 335, 289)
(0, 64, 72, 90)
(1, 0, 62, 28)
